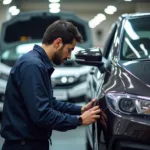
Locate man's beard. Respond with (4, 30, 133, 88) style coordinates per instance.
(52, 46, 64, 65)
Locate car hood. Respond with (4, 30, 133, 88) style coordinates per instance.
(52, 66, 91, 78)
(119, 60, 150, 96)
(0, 11, 92, 53)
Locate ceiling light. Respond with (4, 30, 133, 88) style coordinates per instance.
(11, 8, 20, 16)
(49, 0, 60, 2)
(124, 0, 132, 1)
(107, 5, 117, 12)
(104, 8, 114, 15)
(104, 5, 117, 15)
(49, 3, 60, 9)
(95, 13, 106, 21)
(89, 20, 97, 28)
(3, 0, 12, 5)
(49, 8, 60, 13)
(9, 6, 17, 13)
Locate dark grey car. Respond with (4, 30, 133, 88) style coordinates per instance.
(75, 13, 150, 150)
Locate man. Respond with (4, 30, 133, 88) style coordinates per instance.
(1, 20, 101, 150)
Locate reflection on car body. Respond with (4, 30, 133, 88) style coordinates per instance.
(75, 13, 150, 150)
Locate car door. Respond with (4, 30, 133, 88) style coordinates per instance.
(92, 23, 119, 150)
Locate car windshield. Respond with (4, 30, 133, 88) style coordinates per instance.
(1, 42, 84, 67)
(121, 16, 150, 60)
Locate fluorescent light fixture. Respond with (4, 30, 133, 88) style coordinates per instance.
(89, 13, 106, 28)
(3, 0, 12, 5)
(124, 0, 132, 1)
(104, 5, 117, 15)
(49, 8, 60, 13)
(104, 9, 114, 15)
(9, 6, 17, 13)
(11, 8, 20, 16)
(88, 20, 98, 28)
(107, 5, 117, 12)
(49, 0, 60, 2)
(95, 13, 106, 21)
(49, 3, 60, 9)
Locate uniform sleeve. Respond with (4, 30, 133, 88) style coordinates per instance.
(19, 64, 79, 131)
(52, 97, 82, 115)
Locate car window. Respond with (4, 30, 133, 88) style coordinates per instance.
(1, 43, 84, 67)
(1, 43, 41, 60)
(121, 18, 150, 60)
(108, 26, 119, 61)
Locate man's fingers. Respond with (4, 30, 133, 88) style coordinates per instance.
(91, 105, 99, 111)
(93, 115, 100, 119)
(93, 109, 101, 114)
(91, 98, 96, 103)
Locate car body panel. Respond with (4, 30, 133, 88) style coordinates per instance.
(75, 13, 150, 150)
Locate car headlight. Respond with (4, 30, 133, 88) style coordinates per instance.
(52, 76, 78, 85)
(106, 92, 150, 115)
(60, 76, 78, 84)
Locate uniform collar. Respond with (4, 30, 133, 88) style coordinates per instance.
(33, 44, 55, 74)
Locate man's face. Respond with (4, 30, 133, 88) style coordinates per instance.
(52, 39, 76, 65)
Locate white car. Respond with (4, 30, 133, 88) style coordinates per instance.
(0, 62, 11, 112)
(1, 42, 91, 102)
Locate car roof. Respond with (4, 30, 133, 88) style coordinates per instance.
(120, 13, 150, 20)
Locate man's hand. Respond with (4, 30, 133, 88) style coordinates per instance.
(81, 98, 96, 114)
(80, 106, 101, 125)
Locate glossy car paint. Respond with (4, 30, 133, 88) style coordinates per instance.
(76, 13, 150, 150)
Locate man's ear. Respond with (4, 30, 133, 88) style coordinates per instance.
(53, 38, 63, 50)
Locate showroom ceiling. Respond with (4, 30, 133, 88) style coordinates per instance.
(0, 0, 149, 21)
(13, 0, 150, 2)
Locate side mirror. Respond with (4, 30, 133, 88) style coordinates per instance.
(75, 47, 103, 67)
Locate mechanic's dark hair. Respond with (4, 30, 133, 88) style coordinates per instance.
(42, 20, 83, 45)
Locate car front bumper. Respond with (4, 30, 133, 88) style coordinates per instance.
(53, 81, 87, 102)
(106, 108, 150, 150)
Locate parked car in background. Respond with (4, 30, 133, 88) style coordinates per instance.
(0, 42, 90, 102)
(75, 13, 150, 150)
(0, 11, 93, 102)
(0, 63, 11, 113)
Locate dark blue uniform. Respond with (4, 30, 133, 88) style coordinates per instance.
(1, 45, 82, 150)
